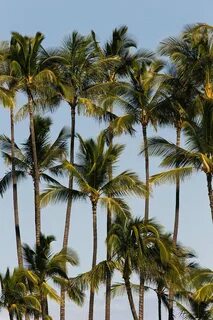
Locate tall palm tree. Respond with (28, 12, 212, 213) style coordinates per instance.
(148, 98, 213, 222)
(8, 32, 58, 246)
(0, 44, 23, 267)
(23, 234, 79, 320)
(41, 131, 147, 320)
(0, 116, 69, 223)
(155, 64, 198, 244)
(92, 25, 137, 320)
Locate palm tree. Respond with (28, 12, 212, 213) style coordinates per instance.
(108, 215, 175, 320)
(23, 234, 79, 320)
(0, 116, 69, 233)
(8, 32, 58, 246)
(0, 268, 41, 320)
(0, 44, 24, 267)
(41, 131, 147, 320)
(148, 98, 213, 222)
(92, 25, 137, 320)
(155, 64, 198, 244)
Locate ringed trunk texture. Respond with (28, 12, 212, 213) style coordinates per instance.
(124, 276, 139, 320)
(88, 201, 98, 320)
(206, 173, 213, 222)
(10, 107, 23, 267)
(60, 104, 76, 320)
(138, 274, 145, 320)
(173, 126, 181, 244)
(142, 124, 149, 221)
(105, 133, 113, 320)
(28, 91, 41, 247)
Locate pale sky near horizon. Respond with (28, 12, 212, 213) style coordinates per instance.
(0, 1, 213, 319)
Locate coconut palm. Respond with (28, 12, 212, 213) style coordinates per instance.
(0, 116, 69, 235)
(0, 45, 24, 267)
(0, 268, 41, 320)
(41, 131, 147, 320)
(8, 32, 58, 246)
(107, 215, 176, 320)
(23, 234, 79, 320)
(92, 25, 138, 320)
(155, 64, 198, 244)
(147, 98, 213, 222)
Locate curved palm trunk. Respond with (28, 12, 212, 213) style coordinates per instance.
(10, 107, 23, 267)
(206, 173, 213, 222)
(88, 200, 98, 320)
(60, 104, 76, 320)
(124, 275, 139, 320)
(173, 126, 181, 244)
(28, 91, 41, 247)
(138, 274, 145, 320)
(105, 133, 113, 320)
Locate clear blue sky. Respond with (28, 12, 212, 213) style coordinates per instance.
(0, 0, 212, 319)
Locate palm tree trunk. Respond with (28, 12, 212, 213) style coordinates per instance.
(124, 276, 139, 320)
(27, 90, 41, 246)
(167, 288, 174, 320)
(9, 311, 13, 320)
(88, 200, 98, 320)
(105, 133, 113, 320)
(173, 125, 181, 244)
(206, 173, 213, 222)
(10, 107, 23, 267)
(138, 274, 145, 320)
(157, 293, 162, 320)
(60, 104, 76, 320)
(142, 123, 149, 221)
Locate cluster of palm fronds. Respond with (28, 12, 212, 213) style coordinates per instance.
(0, 24, 212, 320)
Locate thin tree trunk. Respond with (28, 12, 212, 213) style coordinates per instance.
(28, 91, 41, 246)
(60, 104, 76, 320)
(88, 200, 98, 320)
(157, 293, 162, 320)
(40, 288, 46, 320)
(138, 274, 145, 320)
(124, 276, 139, 320)
(139, 122, 149, 320)
(142, 123, 149, 221)
(206, 173, 213, 222)
(173, 126, 181, 244)
(9, 311, 13, 320)
(105, 133, 113, 320)
(10, 107, 23, 267)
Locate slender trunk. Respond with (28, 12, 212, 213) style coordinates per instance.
(138, 274, 145, 320)
(88, 200, 98, 320)
(27, 91, 41, 246)
(39, 284, 48, 320)
(9, 311, 13, 320)
(142, 123, 149, 221)
(157, 293, 162, 320)
(139, 122, 149, 320)
(173, 126, 181, 244)
(168, 289, 174, 320)
(10, 107, 23, 267)
(105, 133, 113, 320)
(124, 276, 139, 320)
(60, 104, 76, 320)
(206, 173, 213, 222)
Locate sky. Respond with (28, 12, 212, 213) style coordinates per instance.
(0, 0, 213, 319)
